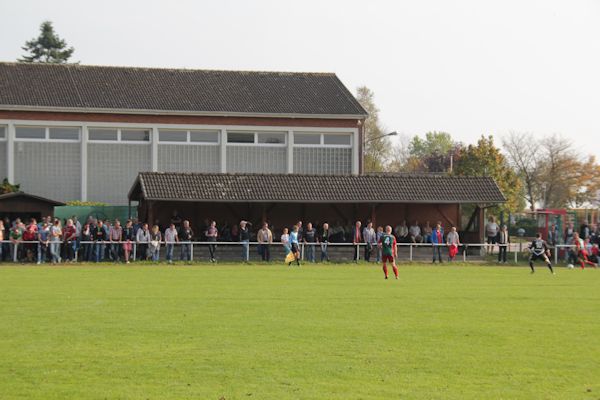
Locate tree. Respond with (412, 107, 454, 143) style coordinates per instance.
(454, 135, 524, 214)
(537, 134, 578, 208)
(406, 131, 457, 173)
(386, 133, 412, 172)
(356, 86, 391, 172)
(502, 132, 542, 211)
(0, 179, 20, 194)
(19, 21, 75, 64)
(569, 156, 600, 208)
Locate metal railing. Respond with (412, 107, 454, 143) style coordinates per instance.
(0, 240, 572, 264)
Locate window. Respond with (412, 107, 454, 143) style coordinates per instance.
(88, 128, 151, 142)
(158, 129, 220, 144)
(16, 126, 45, 139)
(49, 127, 80, 141)
(227, 131, 286, 146)
(323, 134, 351, 146)
(0, 126, 5, 140)
(227, 132, 255, 144)
(257, 132, 286, 144)
(293, 132, 353, 147)
(160, 130, 187, 142)
(89, 128, 118, 141)
(121, 129, 150, 142)
(294, 133, 320, 145)
(190, 130, 219, 143)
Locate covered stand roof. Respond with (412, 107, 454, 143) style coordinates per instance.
(0, 191, 65, 206)
(129, 172, 505, 204)
(0, 63, 367, 118)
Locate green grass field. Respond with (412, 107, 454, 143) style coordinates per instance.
(0, 262, 599, 399)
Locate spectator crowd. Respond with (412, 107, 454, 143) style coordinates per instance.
(7, 213, 597, 265)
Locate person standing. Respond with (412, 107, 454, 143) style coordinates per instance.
(149, 225, 162, 262)
(303, 222, 317, 263)
(378, 225, 399, 280)
(528, 233, 555, 274)
(0, 220, 4, 261)
(580, 220, 590, 241)
(564, 222, 575, 245)
(352, 221, 362, 262)
(179, 220, 194, 263)
(547, 223, 558, 247)
(281, 227, 291, 255)
(164, 223, 179, 264)
(362, 222, 376, 262)
(136, 223, 150, 261)
(9, 224, 23, 262)
(446, 226, 461, 262)
(93, 220, 108, 263)
(288, 225, 301, 266)
(49, 219, 62, 264)
(122, 220, 135, 264)
(375, 226, 384, 263)
(239, 220, 251, 262)
(37, 222, 50, 264)
(108, 220, 123, 263)
(257, 222, 273, 262)
(485, 216, 499, 254)
(22, 220, 38, 263)
(62, 219, 78, 262)
(205, 221, 218, 262)
(80, 223, 92, 262)
(497, 225, 510, 264)
(431, 223, 444, 263)
(320, 222, 330, 262)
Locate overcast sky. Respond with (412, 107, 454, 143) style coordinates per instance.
(1, 0, 598, 156)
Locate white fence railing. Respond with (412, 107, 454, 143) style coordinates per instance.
(0, 240, 577, 264)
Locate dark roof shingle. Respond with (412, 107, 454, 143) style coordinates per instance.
(130, 172, 505, 204)
(0, 63, 367, 117)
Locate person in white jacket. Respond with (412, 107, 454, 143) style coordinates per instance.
(136, 223, 151, 261)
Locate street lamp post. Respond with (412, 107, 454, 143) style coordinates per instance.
(363, 131, 398, 172)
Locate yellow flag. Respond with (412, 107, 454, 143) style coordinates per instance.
(285, 252, 296, 263)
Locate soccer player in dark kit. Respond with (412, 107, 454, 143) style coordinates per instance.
(528, 233, 555, 274)
(378, 225, 399, 280)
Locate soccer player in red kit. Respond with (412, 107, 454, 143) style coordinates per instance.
(378, 225, 399, 279)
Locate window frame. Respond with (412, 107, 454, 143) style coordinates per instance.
(14, 125, 81, 143)
(87, 127, 152, 144)
(0, 125, 7, 141)
(293, 132, 352, 148)
(158, 129, 220, 146)
(226, 130, 287, 147)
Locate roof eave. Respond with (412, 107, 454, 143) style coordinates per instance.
(0, 105, 368, 120)
(140, 198, 505, 204)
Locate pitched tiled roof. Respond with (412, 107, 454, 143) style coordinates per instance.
(0, 62, 367, 117)
(0, 191, 64, 205)
(130, 172, 505, 204)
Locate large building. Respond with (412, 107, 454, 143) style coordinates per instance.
(0, 62, 505, 241)
(0, 62, 366, 205)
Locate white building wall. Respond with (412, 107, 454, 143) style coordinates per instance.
(87, 143, 152, 205)
(14, 141, 81, 202)
(0, 119, 359, 204)
(158, 144, 220, 173)
(226, 146, 287, 174)
(0, 142, 6, 181)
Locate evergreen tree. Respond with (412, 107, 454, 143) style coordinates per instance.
(19, 21, 75, 64)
